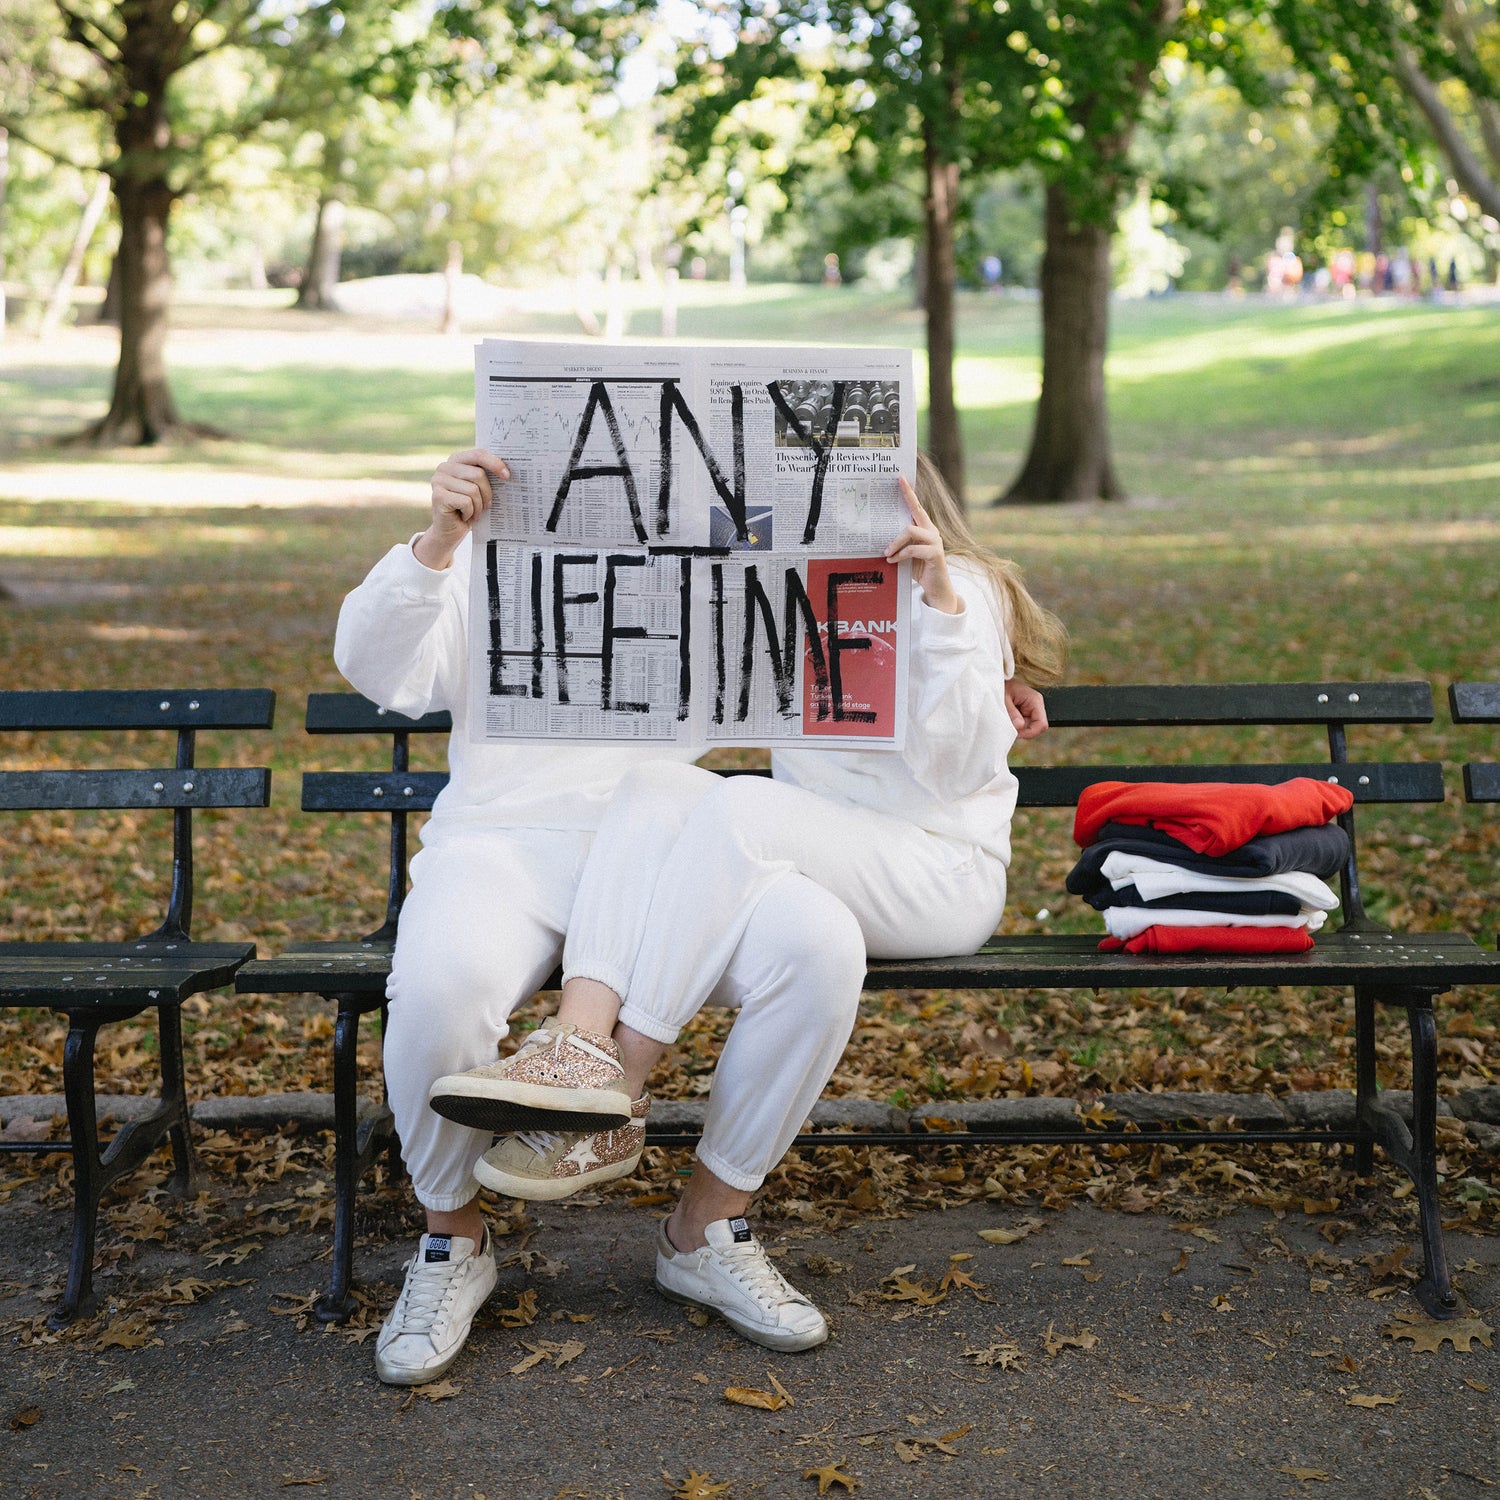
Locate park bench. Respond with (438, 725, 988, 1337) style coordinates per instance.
(0, 690, 275, 1325)
(1450, 682, 1500, 811)
(238, 681, 1500, 1322)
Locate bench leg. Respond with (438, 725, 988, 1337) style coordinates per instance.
(155, 1003, 195, 1198)
(1406, 998, 1457, 1318)
(317, 997, 364, 1325)
(50, 1017, 105, 1329)
(1353, 991, 1377, 1177)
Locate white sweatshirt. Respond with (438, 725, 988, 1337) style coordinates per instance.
(335, 543, 1018, 859)
(773, 562, 1019, 864)
(333, 540, 698, 834)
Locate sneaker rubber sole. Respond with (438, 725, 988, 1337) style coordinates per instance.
(472, 1147, 642, 1200)
(427, 1078, 632, 1134)
(654, 1276, 830, 1353)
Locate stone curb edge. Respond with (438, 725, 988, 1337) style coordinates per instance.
(2, 1086, 1496, 1150)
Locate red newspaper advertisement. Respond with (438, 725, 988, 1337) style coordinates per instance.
(801, 558, 900, 739)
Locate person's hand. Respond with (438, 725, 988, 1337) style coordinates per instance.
(1005, 678, 1049, 739)
(414, 448, 510, 570)
(885, 475, 961, 614)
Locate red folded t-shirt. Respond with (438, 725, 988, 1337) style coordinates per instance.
(1099, 925, 1316, 956)
(1074, 778, 1354, 856)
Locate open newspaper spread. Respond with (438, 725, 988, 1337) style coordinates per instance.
(468, 339, 915, 749)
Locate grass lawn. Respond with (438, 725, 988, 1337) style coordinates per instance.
(0, 284, 1497, 1225)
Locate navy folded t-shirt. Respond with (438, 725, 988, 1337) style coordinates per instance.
(1066, 821, 1350, 897)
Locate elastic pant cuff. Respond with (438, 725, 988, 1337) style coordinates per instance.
(694, 1142, 765, 1195)
(412, 1182, 482, 1215)
(559, 960, 631, 999)
(616, 1002, 680, 1047)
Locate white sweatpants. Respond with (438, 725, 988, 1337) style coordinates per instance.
(384, 819, 866, 1208)
(563, 764, 1008, 1189)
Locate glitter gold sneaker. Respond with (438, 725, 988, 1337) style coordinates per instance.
(374, 1228, 497, 1386)
(655, 1216, 829, 1352)
(473, 1094, 649, 1200)
(428, 1021, 632, 1134)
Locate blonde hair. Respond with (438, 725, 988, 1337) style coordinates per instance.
(913, 451, 1068, 688)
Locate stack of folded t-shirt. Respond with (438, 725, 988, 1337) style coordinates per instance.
(1065, 779, 1355, 955)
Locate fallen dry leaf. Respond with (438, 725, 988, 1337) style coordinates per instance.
(415, 1380, 462, 1402)
(963, 1342, 1025, 1371)
(669, 1470, 731, 1500)
(1279, 1466, 1332, 1482)
(977, 1219, 1042, 1246)
(1346, 1394, 1398, 1408)
(1383, 1313, 1495, 1354)
(726, 1386, 790, 1412)
(1043, 1322, 1098, 1356)
(1060, 1250, 1094, 1268)
(496, 1290, 538, 1329)
(8, 1407, 41, 1430)
(279, 1476, 329, 1488)
(804, 1461, 858, 1494)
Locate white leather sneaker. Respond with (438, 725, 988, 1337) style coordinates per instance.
(374, 1228, 497, 1386)
(655, 1216, 829, 1352)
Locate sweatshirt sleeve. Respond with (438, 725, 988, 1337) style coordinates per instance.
(333, 540, 469, 717)
(901, 566, 1018, 800)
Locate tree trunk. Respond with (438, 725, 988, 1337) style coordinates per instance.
(1001, 181, 1123, 503)
(441, 239, 463, 335)
(296, 190, 345, 309)
(73, 3, 198, 445)
(1395, 50, 1500, 223)
(922, 119, 963, 504)
(92, 247, 122, 325)
(40, 174, 112, 340)
(84, 175, 181, 444)
(0, 127, 9, 341)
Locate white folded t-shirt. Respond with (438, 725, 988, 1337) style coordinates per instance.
(1099, 852, 1340, 912)
(1102, 906, 1329, 942)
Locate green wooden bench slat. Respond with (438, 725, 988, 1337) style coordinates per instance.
(1463, 764, 1500, 803)
(305, 693, 451, 735)
(1044, 681, 1432, 727)
(0, 689, 275, 732)
(0, 768, 272, 811)
(1015, 761, 1441, 807)
(1449, 682, 1500, 723)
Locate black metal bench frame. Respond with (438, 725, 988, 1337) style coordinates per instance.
(0, 690, 275, 1325)
(239, 682, 1500, 1322)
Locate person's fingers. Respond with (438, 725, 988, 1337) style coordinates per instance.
(450, 448, 511, 480)
(1008, 699, 1027, 732)
(445, 462, 494, 508)
(897, 474, 929, 527)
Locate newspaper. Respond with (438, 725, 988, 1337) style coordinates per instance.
(469, 339, 915, 748)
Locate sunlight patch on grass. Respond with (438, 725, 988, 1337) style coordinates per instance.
(0, 522, 279, 556)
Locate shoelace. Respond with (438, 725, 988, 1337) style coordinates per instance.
(389, 1255, 464, 1334)
(715, 1239, 806, 1308)
(517, 1128, 562, 1157)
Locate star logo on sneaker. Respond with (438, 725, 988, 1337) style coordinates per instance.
(424, 1236, 452, 1263)
(729, 1217, 753, 1243)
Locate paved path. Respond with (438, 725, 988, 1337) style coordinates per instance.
(3, 1164, 1497, 1500)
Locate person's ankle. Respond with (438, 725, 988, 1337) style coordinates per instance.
(664, 1206, 703, 1255)
(426, 1210, 485, 1247)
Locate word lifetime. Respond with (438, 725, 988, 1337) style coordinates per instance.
(543, 376, 855, 546)
(484, 546, 889, 726)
